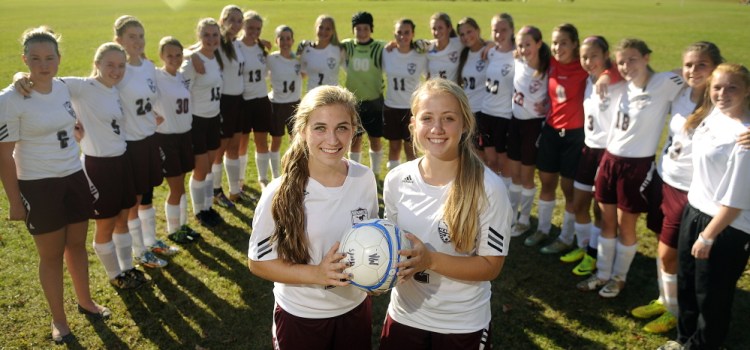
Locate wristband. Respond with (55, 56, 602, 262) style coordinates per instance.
(698, 233, 714, 246)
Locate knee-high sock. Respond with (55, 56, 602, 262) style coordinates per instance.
(387, 160, 400, 171)
(369, 150, 383, 175)
(349, 152, 361, 163)
(508, 184, 522, 224)
(656, 258, 666, 304)
(189, 177, 205, 214)
(165, 202, 181, 234)
(238, 154, 248, 185)
(128, 218, 145, 257)
(93, 240, 121, 280)
(225, 156, 241, 195)
(558, 210, 576, 245)
(612, 240, 638, 282)
(255, 152, 271, 182)
(596, 236, 617, 281)
(204, 173, 214, 210)
(179, 194, 188, 226)
(662, 271, 679, 316)
(269, 151, 281, 178)
(537, 199, 555, 234)
(520, 187, 536, 225)
(211, 163, 223, 190)
(574, 222, 593, 249)
(139, 207, 157, 247)
(501, 176, 512, 189)
(112, 231, 134, 271)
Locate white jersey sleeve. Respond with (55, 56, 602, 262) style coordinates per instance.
(582, 79, 626, 149)
(481, 49, 514, 119)
(426, 37, 462, 82)
(218, 41, 246, 96)
(116, 60, 158, 141)
(180, 52, 223, 118)
(512, 59, 548, 120)
(238, 41, 269, 100)
(267, 52, 303, 103)
(383, 49, 427, 109)
(460, 49, 488, 113)
(658, 87, 696, 191)
(301, 44, 344, 91)
(154, 69, 192, 134)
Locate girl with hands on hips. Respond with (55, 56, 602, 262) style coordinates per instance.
(247, 85, 379, 350)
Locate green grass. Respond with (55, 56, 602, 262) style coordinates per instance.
(1, 0, 749, 348)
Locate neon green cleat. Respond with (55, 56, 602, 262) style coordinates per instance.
(631, 299, 667, 319)
(643, 311, 677, 334)
(572, 254, 597, 276)
(560, 247, 585, 263)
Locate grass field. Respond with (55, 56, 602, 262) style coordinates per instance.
(1, 0, 749, 348)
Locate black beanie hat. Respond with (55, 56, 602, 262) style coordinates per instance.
(351, 11, 374, 29)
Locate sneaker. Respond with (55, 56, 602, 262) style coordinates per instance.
(138, 251, 168, 268)
(657, 340, 683, 350)
(577, 274, 607, 292)
(560, 247, 586, 263)
(540, 239, 573, 254)
(150, 240, 179, 256)
(205, 207, 224, 226)
(631, 299, 667, 319)
(524, 231, 547, 247)
(213, 190, 235, 209)
(643, 311, 677, 334)
(125, 268, 149, 283)
(572, 254, 597, 276)
(168, 227, 197, 244)
(511, 223, 530, 238)
(196, 211, 217, 228)
(110, 272, 144, 289)
(599, 276, 626, 298)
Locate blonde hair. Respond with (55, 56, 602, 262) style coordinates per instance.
(21, 26, 60, 56)
(113, 15, 143, 38)
(314, 15, 340, 46)
(218, 5, 242, 61)
(195, 18, 223, 69)
(410, 79, 487, 253)
(271, 86, 360, 264)
(685, 63, 750, 131)
(90, 42, 126, 77)
(242, 10, 267, 57)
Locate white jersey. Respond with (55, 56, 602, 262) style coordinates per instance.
(460, 49, 488, 113)
(383, 48, 427, 109)
(582, 79, 626, 149)
(383, 159, 513, 333)
(301, 43, 343, 91)
(117, 59, 159, 141)
(219, 41, 246, 96)
(248, 160, 379, 318)
(0, 81, 81, 180)
(267, 52, 302, 103)
(512, 59, 548, 120)
(238, 41, 269, 100)
(426, 37, 462, 82)
(181, 52, 222, 118)
(481, 48, 514, 119)
(658, 87, 696, 191)
(607, 72, 684, 158)
(154, 69, 192, 134)
(688, 109, 750, 233)
(62, 77, 126, 157)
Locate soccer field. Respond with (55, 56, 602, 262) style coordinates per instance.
(0, 0, 749, 348)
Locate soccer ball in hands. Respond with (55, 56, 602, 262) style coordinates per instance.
(339, 219, 409, 293)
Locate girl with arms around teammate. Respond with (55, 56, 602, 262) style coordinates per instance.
(299, 15, 345, 91)
(379, 79, 513, 350)
(455, 17, 488, 154)
(248, 86, 378, 350)
(426, 13, 462, 82)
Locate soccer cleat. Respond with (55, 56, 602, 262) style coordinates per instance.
(524, 231, 547, 247)
(182, 225, 202, 240)
(631, 299, 667, 319)
(599, 276, 626, 298)
(150, 240, 179, 256)
(168, 227, 196, 244)
(511, 223, 530, 238)
(560, 247, 586, 263)
(657, 340, 683, 350)
(540, 239, 573, 255)
(213, 190, 236, 208)
(138, 251, 168, 268)
(110, 271, 144, 289)
(577, 275, 607, 292)
(196, 211, 218, 228)
(643, 311, 677, 334)
(125, 268, 149, 283)
(572, 254, 597, 276)
(205, 207, 225, 226)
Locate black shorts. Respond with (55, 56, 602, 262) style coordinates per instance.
(383, 105, 412, 141)
(18, 170, 92, 234)
(573, 145, 605, 191)
(125, 134, 164, 195)
(271, 101, 298, 137)
(359, 97, 384, 138)
(84, 154, 137, 219)
(507, 117, 543, 166)
(380, 313, 492, 350)
(220, 94, 244, 138)
(156, 131, 195, 177)
(191, 115, 221, 155)
(243, 96, 273, 134)
(536, 123, 584, 178)
(477, 112, 510, 152)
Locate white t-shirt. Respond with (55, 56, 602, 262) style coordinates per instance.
(117, 60, 159, 141)
(154, 69, 192, 135)
(63, 77, 126, 157)
(267, 52, 302, 103)
(181, 52, 223, 118)
(426, 37, 462, 82)
(481, 48, 514, 119)
(688, 109, 750, 233)
(301, 43, 343, 91)
(658, 87, 696, 191)
(219, 41, 246, 96)
(248, 160, 379, 318)
(383, 48, 427, 109)
(512, 59, 548, 120)
(607, 72, 684, 158)
(383, 159, 513, 333)
(582, 79, 626, 149)
(461, 49, 488, 113)
(238, 41, 269, 100)
(0, 81, 82, 180)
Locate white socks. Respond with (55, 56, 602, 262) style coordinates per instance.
(596, 236, 616, 281)
(508, 184, 522, 222)
(589, 225, 601, 250)
(558, 211, 576, 245)
(128, 218, 145, 257)
(179, 194, 188, 226)
(112, 232, 134, 271)
(211, 163, 222, 189)
(189, 177, 205, 215)
(204, 173, 214, 211)
(225, 157, 241, 195)
(520, 187, 536, 225)
(165, 202, 181, 234)
(574, 222, 593, 249)
(656, 258, 666, 304)
(270, 151, 281, 178)
(662, 271, 679, 316)
(93, 241, 121, 280)
(238, 154, 248, 186)
(612, 241, 638, 282)
(537, 199, 555, 234)
(139, 207, 157, 247)
(256, 152, 270, 183)
(501, 176, 512, 189)
(369, 150, 383, 175)
(387, 160, 400, 171)
(349, 152, 361, 163)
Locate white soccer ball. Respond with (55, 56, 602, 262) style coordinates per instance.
(339, 219, 409, 293)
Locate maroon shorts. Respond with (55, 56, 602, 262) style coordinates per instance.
(191, 115, 221, 155)
(477, 112, 510, 153)
(379, 313, 492, 350)
(271, 101, 298, 137)
(84, 154, 137, 219)
(272, 297, 371, 350)
(573, 145, 605, 191)
(243, 96, 273, 134)
(156, 131, 194, 177)
(220, 94, 244, 138)
(18, 170, 92, 235)
(594, 151, 655, 213)
(125, 134, 164, 195)
(383, 105, 412, 141)
(659, 182, 688, 249)
(507, 117, 543, 166)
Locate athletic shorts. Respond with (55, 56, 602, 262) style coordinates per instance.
(507, 117, 543, 166)
(243, 96, 273, 134)
(383, 105, 412, 141)
(156, 131, 195, 177)
(125, 134, 164, 195)
(191, 115, 221, 155)
(379, 313, 492, 350)
(646, 171, 664, 234)
(477, 112, 510, 153)
(84, 154, 137, 219)
(594, 151, 655, 213)
(272, 297, 371, 350)
(359, 97, 384, 138)
(18, 170, 92, 235)
(536, 123, 584, 179)
(219, 94, 244, 138)
(660, 182, 688, 249)
(573, 146, 605, 192)
(271, 101, 298, 137)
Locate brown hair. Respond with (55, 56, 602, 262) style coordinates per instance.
(685, 63, 750, 131)
(515, 26, 551, 78)
(21, 26, 60, 56)
(218, 5, 241, 62)
(456, 17, 482, 87)
(430, 12, 457, 38)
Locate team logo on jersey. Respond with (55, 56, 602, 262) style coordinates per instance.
(631, 94, 651, 110)
(407, 63, 417, 75)
(327, 57, 337, 70)
(449, 51, 459, 63)
(351, 208, 368, 225)
(147, 78, 157, 93)
(258, 53, 266, 65)
(501, 64, 512, 77)
(599, 96, 611, 112)
(402, 175, 414, 184)
(63, 101, 77, 119)
(438, 220, 450, 243)
(295, 64, 301, 75)
(476, 60, 486, 72)
(529, 79, 542, 94)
